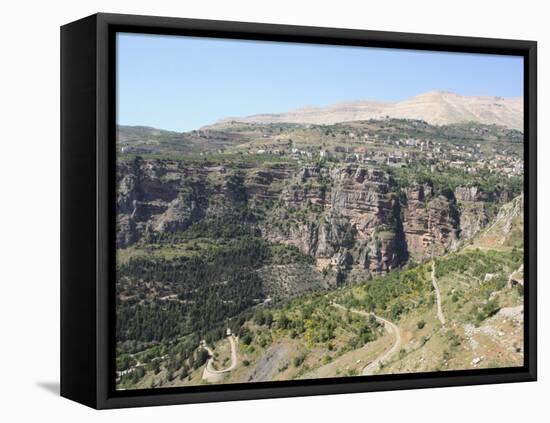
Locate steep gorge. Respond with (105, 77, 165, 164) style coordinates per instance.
(116, 158, 516, 286)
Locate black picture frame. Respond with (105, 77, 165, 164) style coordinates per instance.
(61, 12, 537, 409)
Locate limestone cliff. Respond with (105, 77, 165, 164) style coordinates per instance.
(116, 158, 515, 285)
(403, 183, 460, 261)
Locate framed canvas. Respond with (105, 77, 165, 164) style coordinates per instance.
(60, 13, 537, 409)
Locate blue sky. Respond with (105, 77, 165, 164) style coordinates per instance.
(117, 33, 523, 132)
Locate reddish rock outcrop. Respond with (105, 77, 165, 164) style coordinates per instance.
(403, 184, 459, 261)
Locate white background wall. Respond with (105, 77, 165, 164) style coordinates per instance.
(0, 0, 546, 421)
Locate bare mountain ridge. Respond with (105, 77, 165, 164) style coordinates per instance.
(209, 91, 523, 130)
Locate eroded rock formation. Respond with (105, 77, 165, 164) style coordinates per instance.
(116, 158, 516, 284)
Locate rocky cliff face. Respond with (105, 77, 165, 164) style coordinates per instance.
(116, 160, 194, 247)
(328, 166, 407, 272)
(259, 165, 408, 278)
(403, 183, 460, 261)
(454, 186, 489, 241)
(116, 159, 251, 247)
(116, 158, 512, 282)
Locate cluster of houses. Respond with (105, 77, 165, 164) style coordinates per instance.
(200, 139, 523, 178)
(119, 127, 523, 178)
(356, 136, 524, 177)
(244, 147, 330, 161)
(487, 154, 524, 176)
(119, 145, 159, 155)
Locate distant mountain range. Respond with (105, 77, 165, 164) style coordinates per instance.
(207, 91, 523, 131)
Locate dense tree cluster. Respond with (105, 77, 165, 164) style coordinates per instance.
(116, 236, 268, 343)
(117, 228, 316, 345)
(342, 268, 431, 318)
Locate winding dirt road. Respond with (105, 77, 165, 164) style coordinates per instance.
(201, 335, 238, 382)
(332, 303, 402, 375)
(431, 260, 446, 326)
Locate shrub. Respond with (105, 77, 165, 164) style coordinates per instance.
(192, 349, 209, 369)
(473, 299, 500, 325)
(241, 332, 253, 345)
(293, 352, 307, 367)
(446, 329, 462, 347)
(179, 366, 189, 380)
(347, 368, 358, 376)
(253, 310, 266, 326)
(149, 359, 161, 375)
(116, 354, 137, 371)
(390, 302, 404, 320)
(277, 313, 291, 330)
(253, 310, 273, 327)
